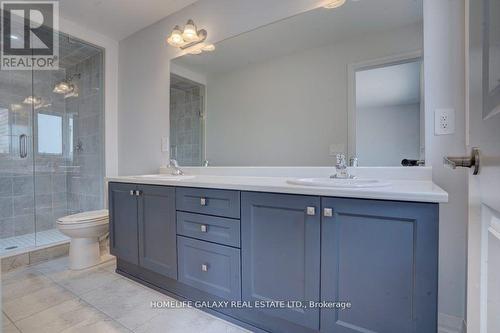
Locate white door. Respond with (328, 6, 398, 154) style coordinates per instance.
(466, 0, 500, 331)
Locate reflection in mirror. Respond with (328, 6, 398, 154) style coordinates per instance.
(353, 58, 423, 166)
(170, 0, 423, 166)
(169, 74, 205, 166)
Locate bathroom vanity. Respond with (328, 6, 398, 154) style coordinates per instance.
(107, 172, 447, 333)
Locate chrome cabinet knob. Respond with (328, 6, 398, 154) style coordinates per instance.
(200, 224, 208, 233)
(130, 190, 134, 196)
(200, 197, 207, 206)
(306, 206, 316, 216)
(324, 208, 333, 217)
(201, 264, 208, 272)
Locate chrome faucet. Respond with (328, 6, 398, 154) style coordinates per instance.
(331, 154, 354, 179)
(169, 159, 184, 176)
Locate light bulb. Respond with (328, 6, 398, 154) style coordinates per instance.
(202, 44, 215, 52)
(323, 0, 346, 9)
(182, 19, 198, 42)
(167, 25, 184, 47)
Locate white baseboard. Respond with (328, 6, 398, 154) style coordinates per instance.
(439, 313, 466, 333)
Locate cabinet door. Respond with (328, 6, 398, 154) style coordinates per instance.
(241, 192, 321, 330)
(109, 182, 139, 265)
(321, 198, 438, 333)
(138, 185, 177, 279)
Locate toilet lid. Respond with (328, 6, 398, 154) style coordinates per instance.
(57, 209, 109, 224)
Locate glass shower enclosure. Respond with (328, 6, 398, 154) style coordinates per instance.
(0, 32, 105, 256)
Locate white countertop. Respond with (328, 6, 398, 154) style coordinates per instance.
(106, 173, 448, 203)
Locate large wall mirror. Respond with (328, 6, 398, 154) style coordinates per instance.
(170, 0, 423, 167)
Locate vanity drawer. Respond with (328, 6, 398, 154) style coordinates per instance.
(176, 188, 240, 218)
(177, 212, 240, 247)
(177, 236, 241, 300)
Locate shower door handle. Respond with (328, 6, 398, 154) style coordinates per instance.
(19, 134, 28, 158)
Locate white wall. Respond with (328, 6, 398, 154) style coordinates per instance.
(424, 0, 467, 324)
(59, 18, 119, 178)
(118, 0, 468, 325)
(203, 24, 421, 166)
(357, 103, 420, 166)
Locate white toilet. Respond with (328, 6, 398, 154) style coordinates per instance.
(57, 209, 109, 270)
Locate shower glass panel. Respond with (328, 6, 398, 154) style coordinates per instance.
(0, 69, 36, 252)
(0, 31, 105, 256)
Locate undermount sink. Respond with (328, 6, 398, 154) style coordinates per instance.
(287, 178, 391, 188)
(131, 174, 196, 181)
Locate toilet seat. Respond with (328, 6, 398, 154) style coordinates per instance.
(57, 209, 109, 225)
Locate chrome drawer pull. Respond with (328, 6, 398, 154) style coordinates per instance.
(200, 197, 207, 206)
(200, 224, 208, 233)
(306, 206, 316, 216)
(130, 190, 135, 196)
(324, 208, 333, 217)
(201, 264, 209, 272)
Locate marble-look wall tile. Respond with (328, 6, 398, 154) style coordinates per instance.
(29, 243, 69, 265)
(1, 253, 30, 272)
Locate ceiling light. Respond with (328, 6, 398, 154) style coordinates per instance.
(166, 19, 208, 52)
(10, 34, 19, 40)
(323, 0, 346, 9)
(182, 19, 198, 42)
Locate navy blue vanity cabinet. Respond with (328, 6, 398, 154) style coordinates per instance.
(109, 182, 177, 279)
(138, 185, 177, 279)
(109, 182, 139, 265)
(320, 197, 438, 333)
(241, 192, 321, 331)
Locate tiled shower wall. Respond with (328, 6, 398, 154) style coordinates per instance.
(0, 52, 104, 240)
(170, 83, 204, 166)
(66, 53, 104, 215)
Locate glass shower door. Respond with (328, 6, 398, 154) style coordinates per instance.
(0, 69, 37, 255)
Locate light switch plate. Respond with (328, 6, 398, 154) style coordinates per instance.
(161, 136, 169, 152)
(435, 108, 455, 135)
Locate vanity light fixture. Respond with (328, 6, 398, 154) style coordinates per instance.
(53, 73, 80, 98)
(323, 0, 346, 9)
(22, 96, 42, 106)
(22, 96, 50, 109)
(166, 19, 209, 50)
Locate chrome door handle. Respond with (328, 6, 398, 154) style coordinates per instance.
(19, 134, 28, 158)
(444, 147, 480, 175)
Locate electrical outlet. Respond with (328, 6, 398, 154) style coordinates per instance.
(435, 108, 455, 135)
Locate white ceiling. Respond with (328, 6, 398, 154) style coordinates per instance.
(356, 61, 421, 108)
(58, 0, 199, 40)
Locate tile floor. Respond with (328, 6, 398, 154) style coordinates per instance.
(1, 256, 251, 333)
